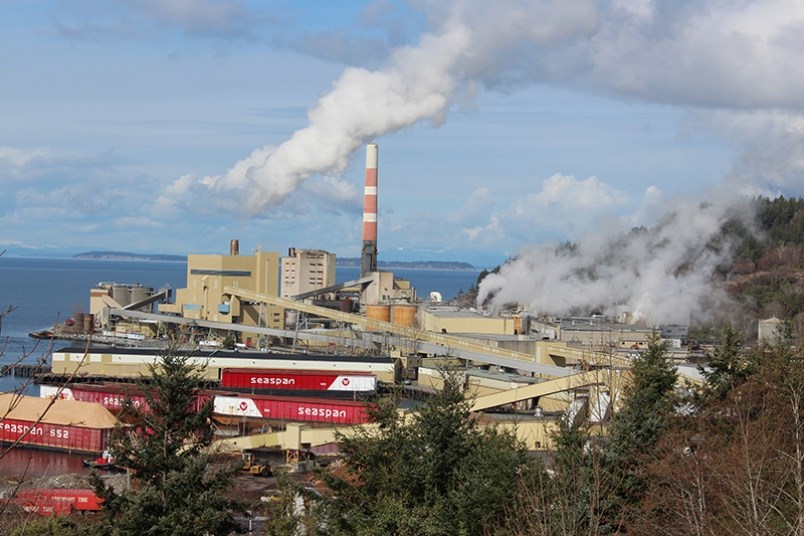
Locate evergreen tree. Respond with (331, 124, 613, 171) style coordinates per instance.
(92, 348, 241, 536)
(320, 374, 533, 536)
(544, 416, 607, 536)
(701, 325, 754, 399)
(604, 335, 677, 531)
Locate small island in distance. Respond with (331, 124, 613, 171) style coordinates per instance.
(73, 252, 477, 270)
(73, 251, 187, 262)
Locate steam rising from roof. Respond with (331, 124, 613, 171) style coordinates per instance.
(477, 194, 753, 325)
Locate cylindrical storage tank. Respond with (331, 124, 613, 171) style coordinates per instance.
(365, 305, 391, 323)
(339, 298, 353, 313)
(111, 285, 131, 307)
(129, 286, 153, 312)
(391, 304, 417, 327)
(83, 313, 95, 333)
(73, 312, 84, 332)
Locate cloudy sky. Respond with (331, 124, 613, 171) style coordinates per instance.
(2, 0, 803, 268)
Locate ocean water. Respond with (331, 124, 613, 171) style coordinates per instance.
(0, 257, 479, 394)
(0, 257, 189, 394)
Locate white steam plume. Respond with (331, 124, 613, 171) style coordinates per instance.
(477, 194, 752, 325)
(195, 1, 599, 214)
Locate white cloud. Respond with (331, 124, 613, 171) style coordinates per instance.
(461, 215, 503, 242)
(65, 0, 804, 225)
(498, 173, 631, 239)
(0, 146, 106, 183)
(56, 0, 263, 42)
(448, 187, 495, 223)
(589, 0, 804, 109)
(133, 0, 253, 37)
(111, 216, 165, 229)
(695, 110, 804, 194)
(519, 173, 628, 212)
(629, 185, 664, 226)
(301, 175, 361, 212)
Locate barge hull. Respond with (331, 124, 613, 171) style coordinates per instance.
(0, 418, 108, 454)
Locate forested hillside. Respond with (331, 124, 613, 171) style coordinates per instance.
(723, 196, 804, 320)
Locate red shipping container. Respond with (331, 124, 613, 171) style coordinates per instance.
(41, 383, 212, 414)
(42, 384, 150, 412)
(221, 368, 377, 392)
(0, 418, 108, 454)
(214, 394, 375, 424)
(13, 489, 103, 516)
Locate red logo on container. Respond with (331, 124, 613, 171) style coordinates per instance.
(342, 378, 350, 386)
(239, 401, 248, 410)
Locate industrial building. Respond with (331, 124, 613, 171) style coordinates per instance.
(24, 143, 705, 460)
(158, 240, 283, 331)
(280, 248, 336, 299)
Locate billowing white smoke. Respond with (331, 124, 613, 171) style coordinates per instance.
(214, 26, 471, 214)
(477, 196, 752, 325)
(196, 1, 599, 214)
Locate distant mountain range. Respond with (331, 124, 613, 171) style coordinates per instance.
(73, 251, 186, 262)
(73, 251, 476, 270)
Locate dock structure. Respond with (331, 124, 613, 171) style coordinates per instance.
(1, 363, 46, 378)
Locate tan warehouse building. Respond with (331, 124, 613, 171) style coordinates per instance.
(159, 246, 284, 332)
(280, 248, 336, 298)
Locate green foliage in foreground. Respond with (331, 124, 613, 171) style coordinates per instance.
(318, 375, 537, 536)
(91, 349, 242, 536)
(7, 515, 96, 536)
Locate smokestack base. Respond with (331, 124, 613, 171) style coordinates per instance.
(361, 240, 377, 276)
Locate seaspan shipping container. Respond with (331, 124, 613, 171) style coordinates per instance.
(13, 489, 103, 516)
(40, 383, 212, 414)
(221, 369, 377, 393)
(0, 394, 116, 454)
(214, 394, 375, 425)
(41, 383, 149, 412)
(50, 346, 399, 383)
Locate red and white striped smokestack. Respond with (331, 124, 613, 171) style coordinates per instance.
(361, 143, 378, 276)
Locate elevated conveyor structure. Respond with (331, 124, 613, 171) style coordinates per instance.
(122, 289, 171, 311)
(470, 369, 627, 412)
(224, 287, 581, 378)
(291, 276, 375, 300)
(110, 308, 571, 377)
